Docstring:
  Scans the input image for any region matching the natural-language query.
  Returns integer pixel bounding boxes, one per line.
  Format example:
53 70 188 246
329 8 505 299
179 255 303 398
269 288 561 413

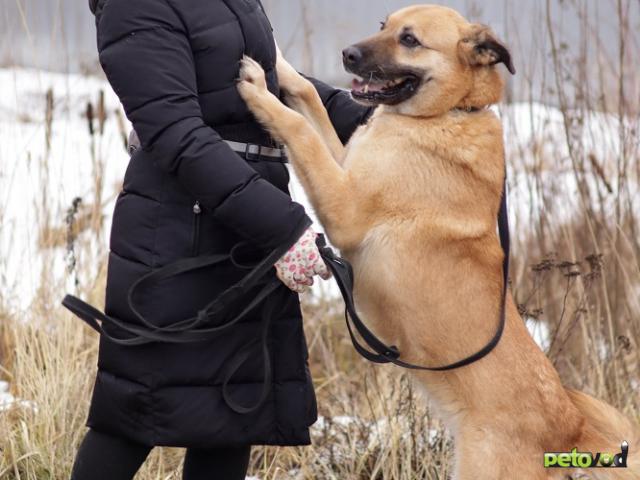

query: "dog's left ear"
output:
459 24 515 75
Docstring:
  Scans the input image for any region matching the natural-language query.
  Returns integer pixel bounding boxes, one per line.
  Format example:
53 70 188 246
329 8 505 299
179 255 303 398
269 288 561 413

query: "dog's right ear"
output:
459 24 515 75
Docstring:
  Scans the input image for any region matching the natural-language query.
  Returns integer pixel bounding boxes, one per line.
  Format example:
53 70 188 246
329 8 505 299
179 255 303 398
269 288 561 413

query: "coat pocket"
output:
191 201 202 256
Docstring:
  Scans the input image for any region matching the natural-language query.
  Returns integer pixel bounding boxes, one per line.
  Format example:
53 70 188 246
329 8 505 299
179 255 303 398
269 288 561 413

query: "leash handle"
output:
221 288 285 414
61 221 310 414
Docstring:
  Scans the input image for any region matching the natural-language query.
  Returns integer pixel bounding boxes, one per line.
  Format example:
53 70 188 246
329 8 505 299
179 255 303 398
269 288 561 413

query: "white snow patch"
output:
0 379 37 412
0 67 335 310
525 317 551 350
498 102 639 245
0 380 12 409
0 67 130 311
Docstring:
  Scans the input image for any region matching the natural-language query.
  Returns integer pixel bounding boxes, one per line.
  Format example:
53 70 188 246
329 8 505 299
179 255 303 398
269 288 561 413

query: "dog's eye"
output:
400 33 420 48
379 21 386 31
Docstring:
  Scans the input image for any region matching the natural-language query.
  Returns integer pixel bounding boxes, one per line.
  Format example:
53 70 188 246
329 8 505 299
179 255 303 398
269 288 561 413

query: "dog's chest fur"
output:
342 108 505 231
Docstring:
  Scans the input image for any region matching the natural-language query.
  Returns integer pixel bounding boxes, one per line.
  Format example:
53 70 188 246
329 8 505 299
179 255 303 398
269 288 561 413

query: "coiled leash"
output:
63 239 295 415
63 181 510 412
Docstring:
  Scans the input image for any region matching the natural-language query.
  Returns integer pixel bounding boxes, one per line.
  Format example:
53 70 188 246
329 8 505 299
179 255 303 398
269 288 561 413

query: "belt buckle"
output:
244 143 261 161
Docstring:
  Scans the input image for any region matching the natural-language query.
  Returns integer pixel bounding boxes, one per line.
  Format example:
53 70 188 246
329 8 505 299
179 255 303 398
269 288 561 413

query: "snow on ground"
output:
499 102 639 245
0 379 36 412
0 67 130 312
0 67 327 313
0 380 13 410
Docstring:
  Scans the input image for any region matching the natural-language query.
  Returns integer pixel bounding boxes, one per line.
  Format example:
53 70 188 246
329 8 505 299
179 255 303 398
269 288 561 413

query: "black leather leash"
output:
318 180 510 371
63 180 510 411
63 239 293 415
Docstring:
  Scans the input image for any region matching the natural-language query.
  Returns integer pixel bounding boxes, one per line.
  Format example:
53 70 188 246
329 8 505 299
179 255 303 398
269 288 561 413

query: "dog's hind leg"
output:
237 56 367 250
274 46 347 164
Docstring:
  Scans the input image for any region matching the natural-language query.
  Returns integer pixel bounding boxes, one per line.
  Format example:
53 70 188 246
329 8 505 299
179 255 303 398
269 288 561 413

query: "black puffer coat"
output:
88 0 370 448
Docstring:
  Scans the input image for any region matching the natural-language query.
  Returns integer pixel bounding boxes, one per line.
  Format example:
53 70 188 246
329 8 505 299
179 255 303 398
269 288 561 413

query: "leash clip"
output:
196 309 209 324
315 233 337 260
384 346 400 359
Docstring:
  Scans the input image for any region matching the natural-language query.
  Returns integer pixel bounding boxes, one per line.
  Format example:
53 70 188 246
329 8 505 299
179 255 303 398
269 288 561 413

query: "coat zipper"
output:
191 201 202 256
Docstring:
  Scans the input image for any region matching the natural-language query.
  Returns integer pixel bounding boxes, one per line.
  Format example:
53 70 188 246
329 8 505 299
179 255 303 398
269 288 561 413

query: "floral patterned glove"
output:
274 228 331 293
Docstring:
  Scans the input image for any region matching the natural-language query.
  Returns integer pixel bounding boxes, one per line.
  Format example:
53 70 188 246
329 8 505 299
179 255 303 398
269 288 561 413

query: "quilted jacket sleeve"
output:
96 0 311 250
304 76 374 145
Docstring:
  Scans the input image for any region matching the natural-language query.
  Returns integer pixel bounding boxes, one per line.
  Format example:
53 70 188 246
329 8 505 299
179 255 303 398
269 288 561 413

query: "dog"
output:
237 5 640 479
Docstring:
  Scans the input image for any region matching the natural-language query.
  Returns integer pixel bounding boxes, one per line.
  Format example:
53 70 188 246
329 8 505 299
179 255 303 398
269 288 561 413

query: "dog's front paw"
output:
237 56 270 109
238 55 268 91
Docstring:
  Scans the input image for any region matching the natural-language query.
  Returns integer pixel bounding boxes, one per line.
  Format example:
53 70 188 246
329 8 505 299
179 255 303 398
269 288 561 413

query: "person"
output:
70 0 371 479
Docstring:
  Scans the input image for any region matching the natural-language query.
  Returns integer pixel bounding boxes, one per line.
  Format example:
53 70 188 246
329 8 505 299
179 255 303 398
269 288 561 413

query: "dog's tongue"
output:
351 78 386 94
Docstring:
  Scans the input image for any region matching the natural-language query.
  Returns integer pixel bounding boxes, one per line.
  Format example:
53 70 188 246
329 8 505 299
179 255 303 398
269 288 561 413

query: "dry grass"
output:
1 0 639 479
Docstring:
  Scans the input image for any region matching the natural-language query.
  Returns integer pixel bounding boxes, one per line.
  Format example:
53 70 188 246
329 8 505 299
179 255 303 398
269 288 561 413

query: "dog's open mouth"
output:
350 72 422 105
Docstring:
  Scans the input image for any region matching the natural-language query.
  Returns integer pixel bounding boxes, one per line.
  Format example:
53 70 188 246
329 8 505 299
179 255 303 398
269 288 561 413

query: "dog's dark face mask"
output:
343 42 427 106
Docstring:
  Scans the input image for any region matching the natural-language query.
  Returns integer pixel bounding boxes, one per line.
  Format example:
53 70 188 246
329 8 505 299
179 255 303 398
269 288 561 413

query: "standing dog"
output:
237 5 639 479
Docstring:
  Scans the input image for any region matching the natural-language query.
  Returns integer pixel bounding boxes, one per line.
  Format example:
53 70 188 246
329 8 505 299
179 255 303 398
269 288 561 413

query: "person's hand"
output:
274 228 331 293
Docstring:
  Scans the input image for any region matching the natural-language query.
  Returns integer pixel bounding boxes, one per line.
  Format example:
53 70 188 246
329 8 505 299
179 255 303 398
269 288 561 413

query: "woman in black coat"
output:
70 0 370 479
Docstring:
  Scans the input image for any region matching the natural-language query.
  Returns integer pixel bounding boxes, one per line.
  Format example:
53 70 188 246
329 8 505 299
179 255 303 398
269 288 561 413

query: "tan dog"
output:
237 5 639 479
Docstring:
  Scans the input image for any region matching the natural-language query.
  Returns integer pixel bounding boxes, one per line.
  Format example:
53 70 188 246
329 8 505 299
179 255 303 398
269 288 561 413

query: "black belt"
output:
63 178 510 412
224 140 288 163
127 131 288 164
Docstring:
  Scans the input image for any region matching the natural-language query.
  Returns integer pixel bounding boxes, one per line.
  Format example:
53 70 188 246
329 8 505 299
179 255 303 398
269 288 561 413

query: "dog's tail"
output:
566 389 640 479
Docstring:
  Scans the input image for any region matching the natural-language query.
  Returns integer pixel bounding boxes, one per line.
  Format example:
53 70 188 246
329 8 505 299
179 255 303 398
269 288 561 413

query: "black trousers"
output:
71 429 251 480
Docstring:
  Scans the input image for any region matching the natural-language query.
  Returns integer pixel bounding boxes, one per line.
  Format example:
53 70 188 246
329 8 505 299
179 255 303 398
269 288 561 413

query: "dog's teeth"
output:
364 84 369 93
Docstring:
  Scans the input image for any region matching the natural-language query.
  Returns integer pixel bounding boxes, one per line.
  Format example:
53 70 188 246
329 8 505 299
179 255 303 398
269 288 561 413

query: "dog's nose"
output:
342 46 363 67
